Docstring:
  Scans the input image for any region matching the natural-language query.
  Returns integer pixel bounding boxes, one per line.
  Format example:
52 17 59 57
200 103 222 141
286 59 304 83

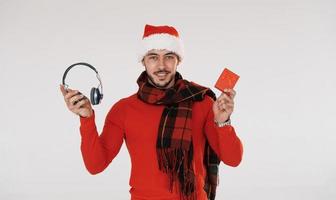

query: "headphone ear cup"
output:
90 87 100 105
90 87 102 105
96 88 101 104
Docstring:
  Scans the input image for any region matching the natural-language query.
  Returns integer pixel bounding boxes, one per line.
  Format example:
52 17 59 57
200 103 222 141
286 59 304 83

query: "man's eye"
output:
149 56 158 60
166 56 175 59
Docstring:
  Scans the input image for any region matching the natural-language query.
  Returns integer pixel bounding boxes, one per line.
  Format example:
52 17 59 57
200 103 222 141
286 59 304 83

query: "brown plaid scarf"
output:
136 71 220 200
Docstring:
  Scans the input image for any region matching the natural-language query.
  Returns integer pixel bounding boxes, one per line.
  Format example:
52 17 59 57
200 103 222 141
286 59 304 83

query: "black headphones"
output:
62 62 103 105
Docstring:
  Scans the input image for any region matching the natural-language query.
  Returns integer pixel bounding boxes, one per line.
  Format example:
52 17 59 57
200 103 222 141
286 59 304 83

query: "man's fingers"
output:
75 96 87 106
218 101 234 107
74 97 89 109
223 89 236 98
217 103 234 112
60 84 68 96
232 90 236 98
218 101 234 109
60 84 76 96
69 94 85 105
65 90 81 101
226 103 234 108
218 103 227 112
218 93 233 104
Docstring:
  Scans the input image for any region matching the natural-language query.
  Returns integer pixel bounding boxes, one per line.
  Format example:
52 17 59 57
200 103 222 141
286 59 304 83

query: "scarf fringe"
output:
204 173 220 200
157 148 197 200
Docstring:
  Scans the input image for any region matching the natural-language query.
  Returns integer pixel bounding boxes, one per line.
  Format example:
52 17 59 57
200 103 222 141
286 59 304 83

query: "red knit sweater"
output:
79 93 243 200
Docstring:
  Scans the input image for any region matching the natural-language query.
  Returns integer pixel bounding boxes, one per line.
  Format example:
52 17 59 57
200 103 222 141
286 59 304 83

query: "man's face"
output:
142 49 180 89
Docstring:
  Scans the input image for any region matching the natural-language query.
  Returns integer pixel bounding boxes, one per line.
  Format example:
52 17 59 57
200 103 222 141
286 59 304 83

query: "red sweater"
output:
79 93 243 200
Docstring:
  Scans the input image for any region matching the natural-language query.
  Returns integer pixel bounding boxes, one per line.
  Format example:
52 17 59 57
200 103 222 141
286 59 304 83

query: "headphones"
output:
62 62 103 105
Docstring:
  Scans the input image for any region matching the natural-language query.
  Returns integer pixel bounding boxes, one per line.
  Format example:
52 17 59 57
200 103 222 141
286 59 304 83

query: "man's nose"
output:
157 57 165 69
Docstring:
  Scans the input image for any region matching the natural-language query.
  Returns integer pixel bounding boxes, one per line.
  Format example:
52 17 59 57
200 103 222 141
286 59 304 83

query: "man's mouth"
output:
155 72 169 78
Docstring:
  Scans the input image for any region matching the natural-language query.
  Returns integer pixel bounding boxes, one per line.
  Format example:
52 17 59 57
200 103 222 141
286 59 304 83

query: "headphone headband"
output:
62 62 99 86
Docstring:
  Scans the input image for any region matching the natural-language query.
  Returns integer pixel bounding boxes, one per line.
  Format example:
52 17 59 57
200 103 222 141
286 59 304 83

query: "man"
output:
60 24 243 200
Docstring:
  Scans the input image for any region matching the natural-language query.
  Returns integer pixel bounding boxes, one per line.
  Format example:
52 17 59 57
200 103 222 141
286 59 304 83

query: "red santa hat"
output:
138 24 184 62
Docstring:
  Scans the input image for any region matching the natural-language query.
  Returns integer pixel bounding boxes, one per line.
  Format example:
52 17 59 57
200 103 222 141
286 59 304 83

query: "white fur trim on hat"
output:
137 33 184 62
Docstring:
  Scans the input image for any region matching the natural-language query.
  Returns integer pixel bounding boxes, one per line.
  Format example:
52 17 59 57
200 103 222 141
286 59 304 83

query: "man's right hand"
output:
59 84 93 118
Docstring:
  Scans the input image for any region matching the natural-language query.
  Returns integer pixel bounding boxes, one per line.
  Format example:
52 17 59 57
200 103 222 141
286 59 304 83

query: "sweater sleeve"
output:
79 99 126 174
203 96 243 167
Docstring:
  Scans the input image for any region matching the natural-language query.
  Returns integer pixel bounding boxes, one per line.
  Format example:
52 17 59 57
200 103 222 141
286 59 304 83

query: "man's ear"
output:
177 55 181 66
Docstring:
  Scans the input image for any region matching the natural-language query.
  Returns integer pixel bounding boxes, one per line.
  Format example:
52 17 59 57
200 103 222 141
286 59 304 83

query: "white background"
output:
1 0 335 199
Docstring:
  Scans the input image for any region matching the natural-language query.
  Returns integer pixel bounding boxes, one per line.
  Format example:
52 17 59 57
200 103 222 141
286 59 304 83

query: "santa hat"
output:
138 24 184 62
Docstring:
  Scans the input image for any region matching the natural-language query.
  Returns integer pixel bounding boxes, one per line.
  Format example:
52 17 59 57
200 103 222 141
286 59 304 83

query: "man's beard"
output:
146 70 175 89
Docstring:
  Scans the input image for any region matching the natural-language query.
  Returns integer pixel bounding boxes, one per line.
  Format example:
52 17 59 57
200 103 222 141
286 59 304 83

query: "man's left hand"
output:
213 89 236 123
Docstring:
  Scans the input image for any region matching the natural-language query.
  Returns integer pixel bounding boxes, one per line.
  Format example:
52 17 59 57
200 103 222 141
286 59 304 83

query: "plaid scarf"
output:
136 71 220 200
